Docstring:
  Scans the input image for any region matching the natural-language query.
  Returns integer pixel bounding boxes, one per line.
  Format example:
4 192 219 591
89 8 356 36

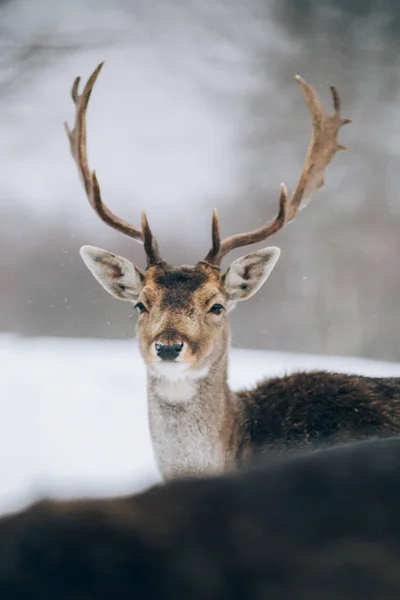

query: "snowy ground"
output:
1 334 400 516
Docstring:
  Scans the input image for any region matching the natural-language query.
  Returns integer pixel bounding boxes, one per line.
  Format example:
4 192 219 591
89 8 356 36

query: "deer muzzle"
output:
155 341 184 361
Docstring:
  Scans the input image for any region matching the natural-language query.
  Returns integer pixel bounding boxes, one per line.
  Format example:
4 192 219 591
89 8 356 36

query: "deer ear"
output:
80 245 144 302
223 247 281 309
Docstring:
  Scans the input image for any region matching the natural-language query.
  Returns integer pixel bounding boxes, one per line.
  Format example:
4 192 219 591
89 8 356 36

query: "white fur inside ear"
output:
224 246 281 306
80 245 144 301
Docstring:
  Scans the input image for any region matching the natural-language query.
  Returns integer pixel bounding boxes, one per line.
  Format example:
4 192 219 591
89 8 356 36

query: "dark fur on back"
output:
236 371 400 462
3 437 400 598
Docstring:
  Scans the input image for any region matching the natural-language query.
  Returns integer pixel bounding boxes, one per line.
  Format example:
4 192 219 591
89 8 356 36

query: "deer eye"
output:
135 302 148 314
209 303 224 315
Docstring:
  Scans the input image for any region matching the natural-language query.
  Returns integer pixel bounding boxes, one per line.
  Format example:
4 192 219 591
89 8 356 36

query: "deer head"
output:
65 63 350 382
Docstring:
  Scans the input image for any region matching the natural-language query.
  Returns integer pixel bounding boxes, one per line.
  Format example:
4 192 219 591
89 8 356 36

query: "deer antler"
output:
203 75 351 266
64 62 161 266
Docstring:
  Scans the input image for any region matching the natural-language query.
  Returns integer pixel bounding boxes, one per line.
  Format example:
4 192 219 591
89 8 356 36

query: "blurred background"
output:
2 0 400 515
1 0 400 362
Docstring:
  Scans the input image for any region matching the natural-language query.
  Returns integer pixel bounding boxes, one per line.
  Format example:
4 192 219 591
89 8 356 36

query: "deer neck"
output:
147 353 238 481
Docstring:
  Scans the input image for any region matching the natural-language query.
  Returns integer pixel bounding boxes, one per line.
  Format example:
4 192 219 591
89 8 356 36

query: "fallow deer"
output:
65 63 400 481
3 437 400 599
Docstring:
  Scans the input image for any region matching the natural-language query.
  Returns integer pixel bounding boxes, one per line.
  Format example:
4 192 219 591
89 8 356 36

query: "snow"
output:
1 333 400 516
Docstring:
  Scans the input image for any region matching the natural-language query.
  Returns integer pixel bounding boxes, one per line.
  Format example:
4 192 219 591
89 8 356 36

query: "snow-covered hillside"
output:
1 334 400 516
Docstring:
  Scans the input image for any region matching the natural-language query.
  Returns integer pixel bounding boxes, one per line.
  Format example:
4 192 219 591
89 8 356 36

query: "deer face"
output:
80 246 280 379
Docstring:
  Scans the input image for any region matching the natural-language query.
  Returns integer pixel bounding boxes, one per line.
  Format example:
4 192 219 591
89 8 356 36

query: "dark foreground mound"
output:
2 437 400 599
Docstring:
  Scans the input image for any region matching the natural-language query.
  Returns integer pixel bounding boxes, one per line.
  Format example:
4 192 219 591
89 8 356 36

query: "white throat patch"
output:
149 362 190 381
149 363 210 404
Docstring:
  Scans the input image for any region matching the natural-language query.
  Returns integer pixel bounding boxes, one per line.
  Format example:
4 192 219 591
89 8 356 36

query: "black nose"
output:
155 342 184 361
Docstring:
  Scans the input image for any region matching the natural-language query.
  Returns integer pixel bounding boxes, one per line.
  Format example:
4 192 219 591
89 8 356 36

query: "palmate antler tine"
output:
285 75 351 222
64 62 162 265
204 75 351 266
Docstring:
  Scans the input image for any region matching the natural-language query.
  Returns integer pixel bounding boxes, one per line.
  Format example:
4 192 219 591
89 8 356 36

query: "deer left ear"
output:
223 247 281 309
80 245 145 302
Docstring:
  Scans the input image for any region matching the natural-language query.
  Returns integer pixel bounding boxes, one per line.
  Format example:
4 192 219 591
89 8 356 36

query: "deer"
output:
64 63 400 481
3 437 400 599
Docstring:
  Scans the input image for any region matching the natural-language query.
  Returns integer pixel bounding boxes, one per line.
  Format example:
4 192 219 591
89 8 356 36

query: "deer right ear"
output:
80 245 144 302
223 246 281 310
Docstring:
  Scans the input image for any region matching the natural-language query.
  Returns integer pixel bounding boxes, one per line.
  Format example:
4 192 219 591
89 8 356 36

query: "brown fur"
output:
136 263 400 475
78 241 400 479
236 371 400 465
82 254 400 480
3 437 400 598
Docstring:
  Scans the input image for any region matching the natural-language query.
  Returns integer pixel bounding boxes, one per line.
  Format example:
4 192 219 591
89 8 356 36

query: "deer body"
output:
4 437 400 599
65 63 400 481
147 343 400 479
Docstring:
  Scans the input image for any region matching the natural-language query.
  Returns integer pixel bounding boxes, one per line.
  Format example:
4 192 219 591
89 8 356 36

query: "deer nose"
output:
155 341 184 361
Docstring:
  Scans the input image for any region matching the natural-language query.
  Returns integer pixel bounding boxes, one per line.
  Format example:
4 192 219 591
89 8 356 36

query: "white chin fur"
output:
149 362 209 382
150 362 190 381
